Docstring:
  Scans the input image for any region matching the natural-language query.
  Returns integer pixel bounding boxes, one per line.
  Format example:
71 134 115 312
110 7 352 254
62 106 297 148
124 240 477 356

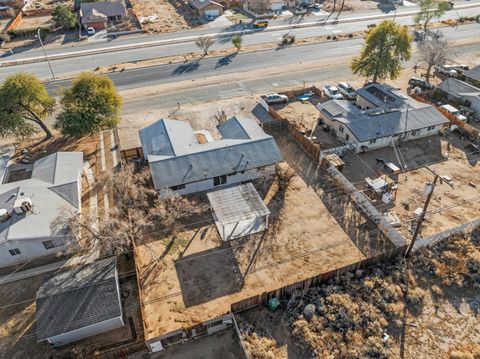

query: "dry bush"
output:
275 165 297 192
214 110 227 124
243 333 282 359
450 352 475 359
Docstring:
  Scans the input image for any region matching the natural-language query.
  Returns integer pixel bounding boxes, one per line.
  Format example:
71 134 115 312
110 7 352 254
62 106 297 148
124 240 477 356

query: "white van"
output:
440 104 467 122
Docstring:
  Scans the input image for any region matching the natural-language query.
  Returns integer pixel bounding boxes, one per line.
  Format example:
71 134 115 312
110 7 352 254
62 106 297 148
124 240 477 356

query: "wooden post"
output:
405 175 439 257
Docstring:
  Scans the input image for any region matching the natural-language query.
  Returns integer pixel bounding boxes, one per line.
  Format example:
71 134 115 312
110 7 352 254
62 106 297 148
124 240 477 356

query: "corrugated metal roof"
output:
437 78 480 97
140 118 283 190
465 65 480 81
317 99 450 142
36 258 122 341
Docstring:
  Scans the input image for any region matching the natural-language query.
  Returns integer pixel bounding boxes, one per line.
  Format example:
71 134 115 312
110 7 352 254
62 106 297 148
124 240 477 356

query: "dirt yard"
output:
135 133 365 340
341 134 480 239
16 16 53 30
236 229 480 359
132 0 198 33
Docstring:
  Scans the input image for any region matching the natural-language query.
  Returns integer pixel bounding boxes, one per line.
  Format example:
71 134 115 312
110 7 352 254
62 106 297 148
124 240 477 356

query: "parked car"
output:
450 64 469 74
440 104 467 122
265 93 288 104
205 14 216 21
408 77 434 90
435 64 458 77
87 27 96 36
337 82 357 100
322 85 344 100
253 20 268 29
313 3 322 10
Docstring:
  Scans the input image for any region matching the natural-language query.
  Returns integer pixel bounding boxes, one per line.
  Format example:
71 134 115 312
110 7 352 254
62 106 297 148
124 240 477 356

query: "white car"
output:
440 104 467 122
265 93 288 104
323 85 344 100
87 27 96 36
435 65 458 77
337 82 357 100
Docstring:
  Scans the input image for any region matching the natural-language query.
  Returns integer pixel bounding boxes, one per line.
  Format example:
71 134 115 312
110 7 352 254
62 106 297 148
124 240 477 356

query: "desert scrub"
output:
243 333 283 359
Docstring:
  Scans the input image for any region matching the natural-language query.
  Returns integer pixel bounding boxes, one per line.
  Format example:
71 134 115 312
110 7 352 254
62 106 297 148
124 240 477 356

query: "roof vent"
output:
0 208 10 223
13 198 33 215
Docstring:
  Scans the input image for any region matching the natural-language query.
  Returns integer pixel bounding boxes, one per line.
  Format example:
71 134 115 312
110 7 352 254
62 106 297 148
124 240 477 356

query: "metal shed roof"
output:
36 258 122 341
207 183 270 225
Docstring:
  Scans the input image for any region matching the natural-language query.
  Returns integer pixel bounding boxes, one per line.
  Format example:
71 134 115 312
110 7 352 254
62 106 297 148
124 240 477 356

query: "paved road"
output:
1 4 479 81
43 23 480 97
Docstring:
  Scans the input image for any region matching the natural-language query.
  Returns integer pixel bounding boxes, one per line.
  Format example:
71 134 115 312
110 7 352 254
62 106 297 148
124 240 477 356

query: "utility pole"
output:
37 28 55 80
405 174 439 257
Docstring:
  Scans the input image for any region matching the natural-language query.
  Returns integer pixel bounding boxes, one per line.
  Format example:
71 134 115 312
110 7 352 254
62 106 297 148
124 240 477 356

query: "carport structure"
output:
207 183 270 241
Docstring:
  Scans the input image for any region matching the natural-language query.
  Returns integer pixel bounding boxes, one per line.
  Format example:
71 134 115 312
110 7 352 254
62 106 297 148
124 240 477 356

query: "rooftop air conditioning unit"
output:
13 198 33 215
0 208 10 223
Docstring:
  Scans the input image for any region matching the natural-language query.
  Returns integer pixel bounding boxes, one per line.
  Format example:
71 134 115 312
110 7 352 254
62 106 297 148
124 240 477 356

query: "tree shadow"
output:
174 242 244 307
214 52 237 68
172 60 200 75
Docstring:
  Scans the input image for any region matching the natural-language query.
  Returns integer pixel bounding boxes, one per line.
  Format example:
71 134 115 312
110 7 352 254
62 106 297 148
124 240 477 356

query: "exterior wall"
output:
0 235 75 268
198 3 224 16
46 316 124 346
318 111 359 147
85 21 106 30
160 166 275 197
464 96 480 119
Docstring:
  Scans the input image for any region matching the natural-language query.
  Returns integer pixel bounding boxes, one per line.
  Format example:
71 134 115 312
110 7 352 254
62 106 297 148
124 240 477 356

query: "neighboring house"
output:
189 0 224 17
36 257 124 347
245 0 286 13
436 78 480 120
0 152 84 268
139 117 283 196
317 83 450 152
80 1 126 30
464 65 480 88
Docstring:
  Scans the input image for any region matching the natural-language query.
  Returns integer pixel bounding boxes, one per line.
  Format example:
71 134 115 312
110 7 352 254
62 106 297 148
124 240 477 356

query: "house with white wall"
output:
436 78 480 120
139 117 283 196
0 152 84 268
36 257 124 346
316 83 450 152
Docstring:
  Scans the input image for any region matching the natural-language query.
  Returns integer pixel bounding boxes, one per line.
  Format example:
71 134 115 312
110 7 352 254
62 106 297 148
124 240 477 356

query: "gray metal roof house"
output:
139 117 283 195
317 83 450 152
437 78 480 119
36 257 124 346
464 65 480 86
0 152 84 268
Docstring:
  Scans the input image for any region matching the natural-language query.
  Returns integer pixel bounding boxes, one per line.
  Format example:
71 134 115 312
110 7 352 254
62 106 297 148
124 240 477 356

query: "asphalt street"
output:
43 23 480 97
0 4 479 81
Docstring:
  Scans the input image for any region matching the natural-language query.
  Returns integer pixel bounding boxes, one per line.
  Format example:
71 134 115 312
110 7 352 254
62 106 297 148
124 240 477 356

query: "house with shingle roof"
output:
0 152 84 268
36 257 124 346
464 64 480 88
80 1 126 30
139 117 283 195
189 0 224 17
316 83 450 152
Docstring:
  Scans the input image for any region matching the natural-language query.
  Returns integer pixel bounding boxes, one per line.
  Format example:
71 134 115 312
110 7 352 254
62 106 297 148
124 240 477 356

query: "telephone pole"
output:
405 174 439 257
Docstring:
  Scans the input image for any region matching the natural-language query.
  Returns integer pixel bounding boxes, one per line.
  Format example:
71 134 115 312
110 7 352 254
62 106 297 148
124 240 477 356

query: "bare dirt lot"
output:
16 15 53 30
132 0 198 33
135 132 365 339
341 134 480 239
236 229 480 359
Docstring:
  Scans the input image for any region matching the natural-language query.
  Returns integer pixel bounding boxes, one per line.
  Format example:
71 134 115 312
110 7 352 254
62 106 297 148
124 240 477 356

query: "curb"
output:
1 3 479 67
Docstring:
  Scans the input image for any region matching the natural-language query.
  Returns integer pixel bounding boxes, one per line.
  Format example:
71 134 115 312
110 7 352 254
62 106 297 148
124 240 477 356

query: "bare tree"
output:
59 164 206 258
195 36 215 56
417 34 449 82
214 110 227 124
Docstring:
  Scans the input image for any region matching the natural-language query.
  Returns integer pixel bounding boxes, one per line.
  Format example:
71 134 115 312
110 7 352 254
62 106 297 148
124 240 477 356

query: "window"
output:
170 184 186 191
339 125 344 133
213 175 227 186
345 134 350 141
42 239 64 250
369 139 377 144
427 125 435 131
9 248 21 256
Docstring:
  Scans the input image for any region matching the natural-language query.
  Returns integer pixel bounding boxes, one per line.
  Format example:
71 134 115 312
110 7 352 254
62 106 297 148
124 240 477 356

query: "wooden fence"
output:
231 244 407 313
6 10 22 31
121 146 144 160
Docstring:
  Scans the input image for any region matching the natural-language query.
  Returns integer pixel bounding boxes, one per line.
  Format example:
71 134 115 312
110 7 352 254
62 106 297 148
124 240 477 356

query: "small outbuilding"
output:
36 258 124 347
189 0 224 17
207 183 270 241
